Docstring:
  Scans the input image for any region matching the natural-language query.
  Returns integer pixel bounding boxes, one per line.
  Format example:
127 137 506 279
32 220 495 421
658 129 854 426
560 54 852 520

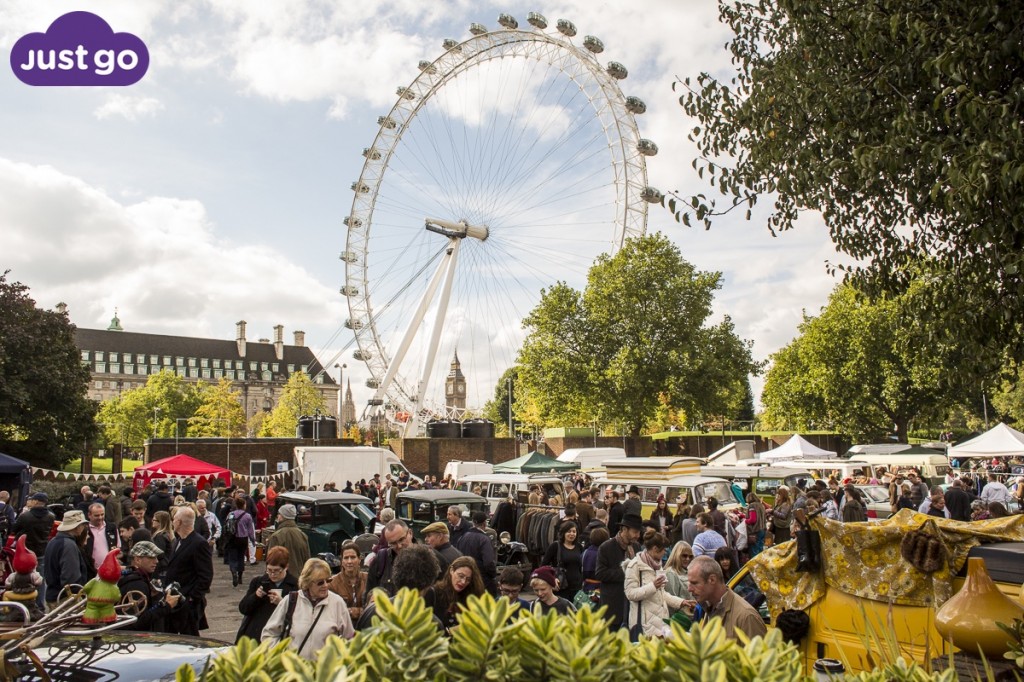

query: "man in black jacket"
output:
146 481 174 523
14 492 55 609
118 541 180 632
42 510 90 608
84 502 121 578
163 507 213 635
944 479 973 522
594 512 642 631
446 505 472 547
365 519 412 598
606 491 624 536
456 511 497 594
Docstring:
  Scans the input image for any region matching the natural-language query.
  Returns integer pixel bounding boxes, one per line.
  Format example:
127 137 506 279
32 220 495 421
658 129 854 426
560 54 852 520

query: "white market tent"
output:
949 422 1024 459
759 434 838 460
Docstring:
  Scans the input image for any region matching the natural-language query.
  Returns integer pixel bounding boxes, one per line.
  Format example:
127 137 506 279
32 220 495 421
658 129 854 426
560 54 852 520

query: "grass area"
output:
63 457 144 474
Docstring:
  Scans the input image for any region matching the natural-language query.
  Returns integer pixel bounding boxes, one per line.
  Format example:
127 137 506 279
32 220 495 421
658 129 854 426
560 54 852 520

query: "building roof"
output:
74 327 335 384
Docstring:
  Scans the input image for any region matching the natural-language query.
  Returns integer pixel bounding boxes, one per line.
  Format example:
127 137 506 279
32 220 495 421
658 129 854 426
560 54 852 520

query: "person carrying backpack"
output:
223 497 255 587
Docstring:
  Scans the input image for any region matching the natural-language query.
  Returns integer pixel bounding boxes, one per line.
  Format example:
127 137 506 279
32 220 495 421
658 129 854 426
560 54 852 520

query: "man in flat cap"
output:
14 492 54 609
422 521 461 577
118 541 181 632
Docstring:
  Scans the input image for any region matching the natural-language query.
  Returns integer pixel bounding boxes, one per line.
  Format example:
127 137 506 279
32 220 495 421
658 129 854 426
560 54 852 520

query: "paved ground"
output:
203 552 257 643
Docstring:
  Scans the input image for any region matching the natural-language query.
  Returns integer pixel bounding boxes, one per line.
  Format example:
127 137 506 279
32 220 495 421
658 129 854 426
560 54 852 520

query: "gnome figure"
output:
81 548 122 624
2 536 44 621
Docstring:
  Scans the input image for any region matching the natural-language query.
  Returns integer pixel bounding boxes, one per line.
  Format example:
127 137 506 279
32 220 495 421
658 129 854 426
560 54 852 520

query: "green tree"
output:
0 273 96 466
517 234 758 437
190 378 246 437
96 369 201 449
260 372 327 437
672 0 1024 370
482 366 520 436
761 282 969 442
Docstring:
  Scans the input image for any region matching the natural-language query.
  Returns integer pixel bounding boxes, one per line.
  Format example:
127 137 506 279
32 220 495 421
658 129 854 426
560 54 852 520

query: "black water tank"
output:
462 419 495 438
296 415 338 439
427 419 462 438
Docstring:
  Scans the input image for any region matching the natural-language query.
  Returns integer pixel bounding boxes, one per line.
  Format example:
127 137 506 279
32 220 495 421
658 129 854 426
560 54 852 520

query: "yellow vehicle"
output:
730 511 1024 674
597 457 738 517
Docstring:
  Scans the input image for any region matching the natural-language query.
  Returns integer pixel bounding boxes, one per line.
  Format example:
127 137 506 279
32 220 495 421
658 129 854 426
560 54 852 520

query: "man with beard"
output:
594 512 642 631
43 510 90 610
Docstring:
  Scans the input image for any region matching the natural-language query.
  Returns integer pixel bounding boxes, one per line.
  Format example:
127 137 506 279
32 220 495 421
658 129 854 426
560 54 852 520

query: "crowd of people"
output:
3 456 1021 659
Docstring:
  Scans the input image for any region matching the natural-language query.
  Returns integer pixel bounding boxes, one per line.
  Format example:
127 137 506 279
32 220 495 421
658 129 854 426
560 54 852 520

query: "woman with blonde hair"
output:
262 558 354 658
664 541 694 602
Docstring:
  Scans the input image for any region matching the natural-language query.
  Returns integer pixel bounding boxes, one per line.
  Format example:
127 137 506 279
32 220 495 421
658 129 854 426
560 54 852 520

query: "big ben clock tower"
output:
445 351 466 411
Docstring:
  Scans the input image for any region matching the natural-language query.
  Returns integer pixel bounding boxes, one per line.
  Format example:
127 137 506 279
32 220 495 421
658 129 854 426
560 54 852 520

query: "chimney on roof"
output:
236 320 247 358
274 324 285 360
55 302 68 315
293 330 305 347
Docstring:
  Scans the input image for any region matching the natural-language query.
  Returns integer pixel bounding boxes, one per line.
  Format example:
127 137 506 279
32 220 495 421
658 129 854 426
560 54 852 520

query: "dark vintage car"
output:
395 489 488 540
276 491 376 555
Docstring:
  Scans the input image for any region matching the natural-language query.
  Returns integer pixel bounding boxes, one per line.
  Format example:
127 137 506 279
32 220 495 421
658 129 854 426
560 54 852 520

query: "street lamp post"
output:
175 418 188 454
334 362 347 427
153 407 161 439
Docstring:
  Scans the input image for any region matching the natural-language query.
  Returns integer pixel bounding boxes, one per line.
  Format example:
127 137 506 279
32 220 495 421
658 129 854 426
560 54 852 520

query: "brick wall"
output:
391 438 521 477
145 437 355 477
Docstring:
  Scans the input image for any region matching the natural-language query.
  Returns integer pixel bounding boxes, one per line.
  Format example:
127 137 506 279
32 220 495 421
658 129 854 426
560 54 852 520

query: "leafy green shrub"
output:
178 589 964 682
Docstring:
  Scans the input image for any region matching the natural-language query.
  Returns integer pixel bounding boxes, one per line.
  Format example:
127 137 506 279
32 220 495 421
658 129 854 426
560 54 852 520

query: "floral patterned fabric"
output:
746 509 1024 617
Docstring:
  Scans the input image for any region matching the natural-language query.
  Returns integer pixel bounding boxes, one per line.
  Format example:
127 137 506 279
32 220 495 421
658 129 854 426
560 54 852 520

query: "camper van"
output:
597 457 738 515
770 459 868 484
457 473 565 512
700 463 812 505
555 447 626 472
294 446 416 490
846 452 951 487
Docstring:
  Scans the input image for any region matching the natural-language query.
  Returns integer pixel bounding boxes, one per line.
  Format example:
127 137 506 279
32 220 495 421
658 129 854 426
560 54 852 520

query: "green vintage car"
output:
278 491 377 555
396 489 488 540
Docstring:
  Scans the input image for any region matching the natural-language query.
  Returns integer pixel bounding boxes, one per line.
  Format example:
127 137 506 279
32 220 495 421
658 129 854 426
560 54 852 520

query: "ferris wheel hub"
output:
424 217 489 242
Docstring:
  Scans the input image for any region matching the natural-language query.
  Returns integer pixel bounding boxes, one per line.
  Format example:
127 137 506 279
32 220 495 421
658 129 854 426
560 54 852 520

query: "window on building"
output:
202 369 211 378
201 358 209 368
151 365 160 374
150 355 158 364
110 363 120 374
260 362 268 372
262 370 272 381
212 359 221 368
214 369 223 379
163 356 171 365
124 364 133 374
81 351 90 361
287 364 295 374
177 367 186 377
249 362 257 371
94 381 103 389
301 365 309 374
188 358 197 367
271 363 279 372
110 352 119 363
250 460 268 478
236 360 244 369
138 366 148 375
225 370 234 380
96 351 105 362
136 354 145 364
96 362 106 373
176 357 184 366
315 373 324 384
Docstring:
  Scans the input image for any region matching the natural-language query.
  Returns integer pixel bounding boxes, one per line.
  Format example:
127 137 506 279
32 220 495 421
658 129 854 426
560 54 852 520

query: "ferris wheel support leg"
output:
370 238 457 409
406 239 462 437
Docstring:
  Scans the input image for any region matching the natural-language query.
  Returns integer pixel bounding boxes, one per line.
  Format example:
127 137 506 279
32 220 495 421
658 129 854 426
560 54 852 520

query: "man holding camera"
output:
117 541 181 632
163 507 212 635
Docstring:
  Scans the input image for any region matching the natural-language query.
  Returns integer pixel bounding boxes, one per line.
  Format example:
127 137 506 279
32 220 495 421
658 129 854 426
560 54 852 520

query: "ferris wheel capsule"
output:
396 86 416 101
362 147 381 160
345 318 364 330
469 22 487 35
583 36 604 53
352 349 373 361
625 96 647 114
339 250 359 263
606 61 628 79
418 60 437 75
637 139 659 156
340 286 360 296
343 215 363 228
498 14 518 29
351 181 370 193
556 19 576 37
641 186 664 203
442 38 460 51
527 12 548 29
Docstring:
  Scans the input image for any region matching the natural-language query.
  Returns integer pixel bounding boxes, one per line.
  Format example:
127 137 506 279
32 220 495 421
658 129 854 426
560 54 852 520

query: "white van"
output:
294 446 416 489
457 473 565 512
442 460 494 484
556 447 626 472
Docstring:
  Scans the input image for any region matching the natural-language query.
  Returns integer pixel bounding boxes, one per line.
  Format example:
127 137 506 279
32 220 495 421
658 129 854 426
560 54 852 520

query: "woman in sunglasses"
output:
262 558 354 659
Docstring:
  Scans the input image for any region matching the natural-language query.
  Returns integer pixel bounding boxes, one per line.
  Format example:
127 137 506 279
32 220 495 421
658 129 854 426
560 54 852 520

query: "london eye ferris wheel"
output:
340 12 662 433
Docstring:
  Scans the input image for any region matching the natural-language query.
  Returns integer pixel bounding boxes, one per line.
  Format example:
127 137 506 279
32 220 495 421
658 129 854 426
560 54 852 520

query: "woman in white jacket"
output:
262 558 354 659
624 529 684 638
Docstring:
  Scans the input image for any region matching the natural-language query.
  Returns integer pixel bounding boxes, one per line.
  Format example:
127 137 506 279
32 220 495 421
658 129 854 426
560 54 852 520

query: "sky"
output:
0 0 844 420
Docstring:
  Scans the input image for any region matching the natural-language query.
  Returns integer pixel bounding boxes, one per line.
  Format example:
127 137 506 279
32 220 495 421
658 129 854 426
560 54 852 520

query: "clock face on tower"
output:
457 385 464 395
446 383 453 395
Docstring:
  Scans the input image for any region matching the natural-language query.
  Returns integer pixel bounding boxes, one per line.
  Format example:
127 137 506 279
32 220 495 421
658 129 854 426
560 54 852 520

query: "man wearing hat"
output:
13 492 54 610
422 521 461 577
594 511 642 632
265 504 310 580
622 486 643 519
117 541 181 632
42 510 91 609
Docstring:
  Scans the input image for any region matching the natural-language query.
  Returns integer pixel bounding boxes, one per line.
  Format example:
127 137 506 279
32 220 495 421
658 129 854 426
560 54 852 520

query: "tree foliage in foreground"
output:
0 272 95 466
672 0 1024 371
516 234 758 437
760 281 980 442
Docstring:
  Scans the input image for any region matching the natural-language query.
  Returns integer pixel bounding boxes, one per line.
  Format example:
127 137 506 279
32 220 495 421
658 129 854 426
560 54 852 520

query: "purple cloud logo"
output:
10 11 149 86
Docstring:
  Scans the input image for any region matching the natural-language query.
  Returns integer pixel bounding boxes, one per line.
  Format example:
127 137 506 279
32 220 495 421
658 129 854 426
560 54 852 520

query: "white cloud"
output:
94 94 164 120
